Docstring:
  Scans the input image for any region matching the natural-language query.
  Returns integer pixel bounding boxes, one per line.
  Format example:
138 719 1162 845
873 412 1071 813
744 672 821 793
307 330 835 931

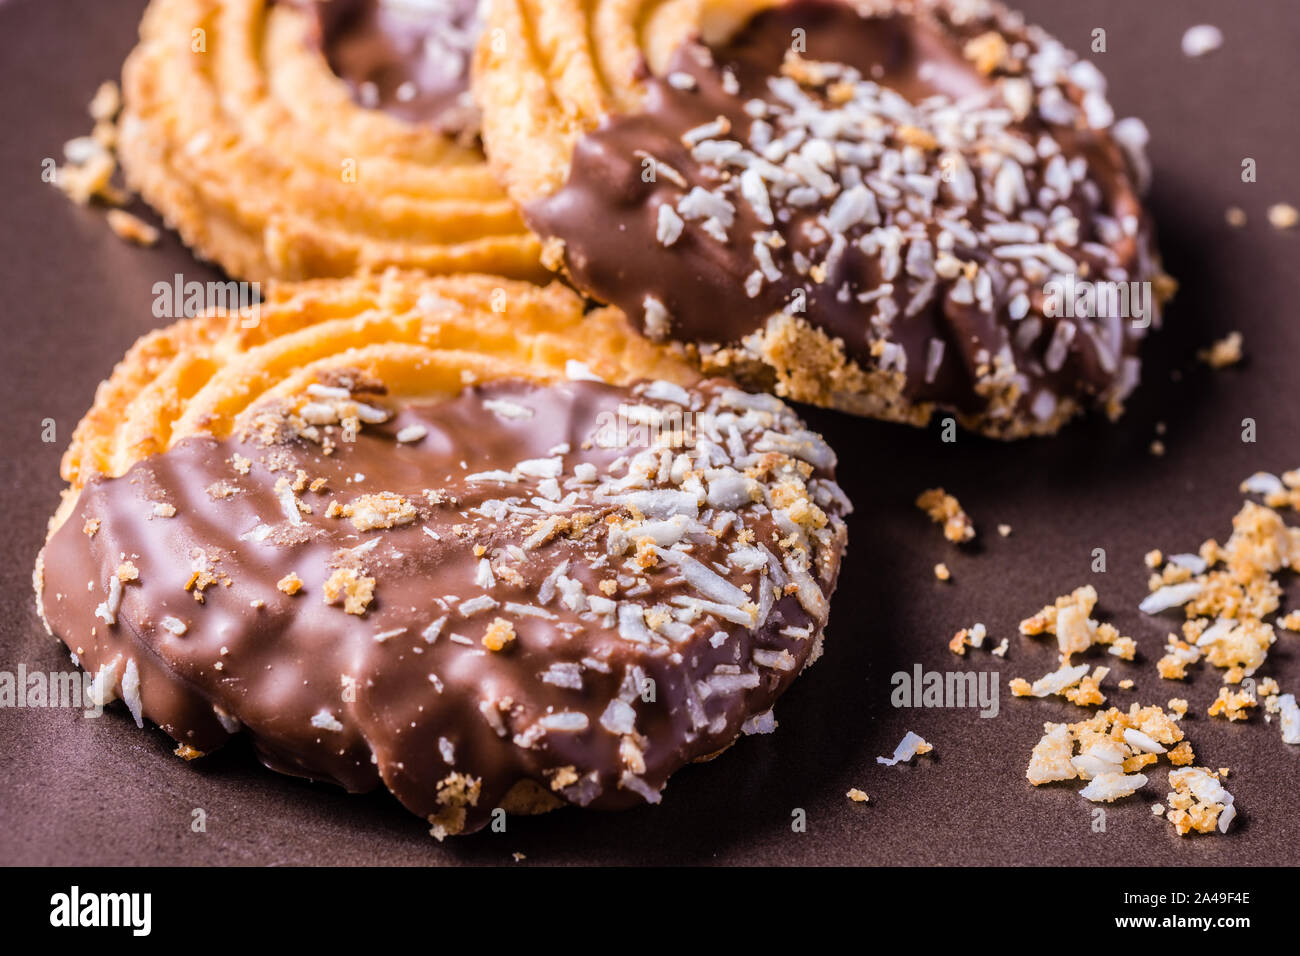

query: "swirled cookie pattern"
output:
476 0 1169 437
117 0 544 281
36 272 850 836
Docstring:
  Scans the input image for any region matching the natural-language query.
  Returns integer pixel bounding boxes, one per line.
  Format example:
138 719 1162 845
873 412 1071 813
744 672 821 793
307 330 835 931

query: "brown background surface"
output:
1 0 1297 866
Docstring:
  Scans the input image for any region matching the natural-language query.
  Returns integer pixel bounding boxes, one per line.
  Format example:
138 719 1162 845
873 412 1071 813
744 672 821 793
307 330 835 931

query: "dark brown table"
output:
2 0 1296 865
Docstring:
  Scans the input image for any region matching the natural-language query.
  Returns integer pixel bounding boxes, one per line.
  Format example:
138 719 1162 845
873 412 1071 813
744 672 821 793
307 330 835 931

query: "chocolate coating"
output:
527 0 1162 423
38 377 848 834
307 0 481 132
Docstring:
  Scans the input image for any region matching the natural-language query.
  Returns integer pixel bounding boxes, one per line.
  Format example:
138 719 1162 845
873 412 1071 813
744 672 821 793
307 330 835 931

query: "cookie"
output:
115 0 545 282
35 271 851 837
475 0 1172 437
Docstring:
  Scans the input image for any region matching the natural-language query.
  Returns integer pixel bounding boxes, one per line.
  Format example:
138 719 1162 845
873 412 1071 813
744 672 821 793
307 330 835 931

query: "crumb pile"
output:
916 487 975 544
1011 468 1300 837
51 81 159 246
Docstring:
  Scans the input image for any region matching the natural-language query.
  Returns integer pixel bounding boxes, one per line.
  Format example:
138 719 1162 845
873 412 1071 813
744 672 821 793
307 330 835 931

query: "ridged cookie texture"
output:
475 0 1170 438
117 0 545 282
36 271 851 836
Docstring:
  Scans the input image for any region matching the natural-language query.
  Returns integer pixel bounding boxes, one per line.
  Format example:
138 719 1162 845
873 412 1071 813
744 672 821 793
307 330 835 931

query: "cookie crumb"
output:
916 487 975 543
1207 685 1257 722
277 572 304 596
1267 202 1298 230
322 567 375 615
105 209 160 247
963 30 1010 74
1165 767 1236 835
1018 584 1133 665
1198 331 1243 368
482 617 517 652
55 144 120 206
342 492 416 531
949 623 987 656
88 80 121 122
1026 703 1185 801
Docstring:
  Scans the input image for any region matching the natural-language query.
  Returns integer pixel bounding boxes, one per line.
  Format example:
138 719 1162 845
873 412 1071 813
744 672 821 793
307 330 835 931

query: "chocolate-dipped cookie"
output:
115 0 544 281
475 0 1173 437
35 272 850 837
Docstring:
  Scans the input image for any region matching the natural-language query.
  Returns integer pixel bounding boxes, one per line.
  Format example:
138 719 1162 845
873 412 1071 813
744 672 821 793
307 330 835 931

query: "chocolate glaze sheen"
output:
527 1 1154 414
39 379 844 833
307 0 481 131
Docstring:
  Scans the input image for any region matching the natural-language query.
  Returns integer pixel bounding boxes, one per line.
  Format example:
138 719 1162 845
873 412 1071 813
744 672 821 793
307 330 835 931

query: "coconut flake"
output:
656 203 685 245
599 699 637 735
426 616 452 647
564 360 605 383
656 547 749 607
213 705 241 734
617 603 653 644
277 482 303 526
239 522 274 542
1278 693 1300 745
483 398 534 421
310 709 344 732
94 575 123 627
1181 24 1223 58
542 662 584 690
538 711 589 732
458 595 498 617
121 658 143 728
741 710 777 735
1080 771 1148 802
1029 662 1091 697
877 730 931 766
1167 553 1208 574
87 656 122 707
395 424 428 443
1122 728 1166 755
159 616 188 636
1240 471 1284 497
619 771 663 804
1139 582 1204 614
